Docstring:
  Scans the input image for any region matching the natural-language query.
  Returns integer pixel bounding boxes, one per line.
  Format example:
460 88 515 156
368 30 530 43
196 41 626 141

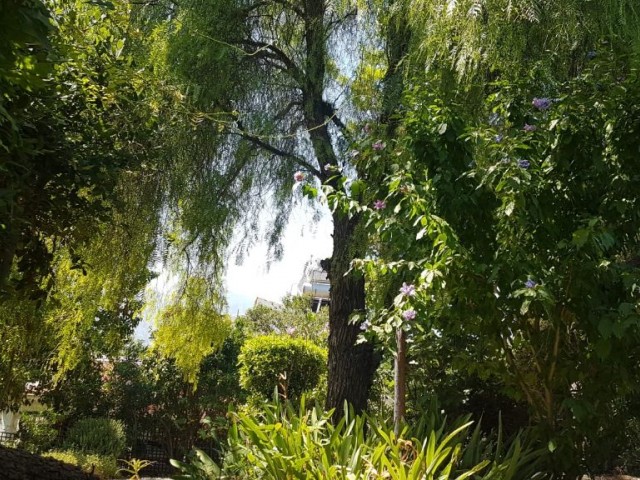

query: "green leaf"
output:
572 228 589 248
597 318 612 339
302 184 318 199
504 201 515 217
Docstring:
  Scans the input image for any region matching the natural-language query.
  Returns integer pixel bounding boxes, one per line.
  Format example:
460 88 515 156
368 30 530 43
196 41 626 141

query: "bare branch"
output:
232 122 322 178
274 100 301 122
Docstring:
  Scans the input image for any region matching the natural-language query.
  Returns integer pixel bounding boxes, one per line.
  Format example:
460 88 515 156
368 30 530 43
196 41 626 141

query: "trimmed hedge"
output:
62 418 126 457
239 335 326 400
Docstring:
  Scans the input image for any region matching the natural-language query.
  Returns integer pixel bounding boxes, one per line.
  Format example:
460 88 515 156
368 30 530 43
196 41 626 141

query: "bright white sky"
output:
226 204 333 315
135 203 333 342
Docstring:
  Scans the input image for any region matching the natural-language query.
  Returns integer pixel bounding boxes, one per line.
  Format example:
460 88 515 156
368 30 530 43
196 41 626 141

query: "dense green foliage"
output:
336 0 640 475
3 0 640 476
42 450 119 479
152 276 232 383
62 418 126 457
18 412 61 454
239 295 329 343
239 335 327 401
0 0 174 406
173 397 546 480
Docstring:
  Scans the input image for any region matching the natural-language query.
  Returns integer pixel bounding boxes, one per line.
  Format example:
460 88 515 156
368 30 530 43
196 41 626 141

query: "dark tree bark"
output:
299 0 379 416
326 212 378 417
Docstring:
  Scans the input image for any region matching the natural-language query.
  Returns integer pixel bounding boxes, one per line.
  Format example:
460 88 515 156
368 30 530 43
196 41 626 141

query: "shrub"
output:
43 450 119 479
19 411 61 453
172 397 548 480
239 335 326 400
62 417 126 457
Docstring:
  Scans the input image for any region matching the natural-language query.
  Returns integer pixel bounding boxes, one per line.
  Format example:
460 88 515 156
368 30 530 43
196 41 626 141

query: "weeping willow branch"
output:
231 122 322 177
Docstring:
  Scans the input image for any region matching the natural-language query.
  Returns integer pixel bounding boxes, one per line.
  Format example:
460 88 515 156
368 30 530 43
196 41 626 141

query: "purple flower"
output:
586 51 597 60
286 326 296 335
402 309 417 321
373 199 386 210
517 159 531 169
399 282 416 297
372 140 386 151
532 97 552 111
294 171 305 182
525 279 537 289
359 320 370 331
523 124 537 132
494 134 504 143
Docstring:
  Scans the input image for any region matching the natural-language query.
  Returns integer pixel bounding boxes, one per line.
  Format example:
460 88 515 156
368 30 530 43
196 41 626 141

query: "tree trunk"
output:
394 328 407 434
325 212 378 417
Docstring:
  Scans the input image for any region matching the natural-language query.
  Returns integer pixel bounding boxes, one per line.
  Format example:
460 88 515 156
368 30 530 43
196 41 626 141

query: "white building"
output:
296 257 330 311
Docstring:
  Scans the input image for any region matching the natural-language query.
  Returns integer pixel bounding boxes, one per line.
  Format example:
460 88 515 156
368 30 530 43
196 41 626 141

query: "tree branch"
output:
232 122 322 178
326 8 357 32
274 100 301 122
322 100 346 132
240 39 304 85
271 0 305 18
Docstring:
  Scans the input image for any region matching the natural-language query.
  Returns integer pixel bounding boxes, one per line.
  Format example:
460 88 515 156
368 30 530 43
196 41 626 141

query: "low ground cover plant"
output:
43 450 119 479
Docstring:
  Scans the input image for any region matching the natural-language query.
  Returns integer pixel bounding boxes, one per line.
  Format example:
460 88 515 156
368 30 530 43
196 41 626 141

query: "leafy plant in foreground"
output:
172 397 547 479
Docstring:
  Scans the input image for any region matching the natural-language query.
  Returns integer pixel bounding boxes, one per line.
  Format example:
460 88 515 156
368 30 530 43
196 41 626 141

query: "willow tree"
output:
0 0 179 406
145 0 381 413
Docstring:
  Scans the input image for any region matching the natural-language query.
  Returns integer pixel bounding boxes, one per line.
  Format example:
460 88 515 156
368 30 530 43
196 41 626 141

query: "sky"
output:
134 203 333 342
225 204 333 315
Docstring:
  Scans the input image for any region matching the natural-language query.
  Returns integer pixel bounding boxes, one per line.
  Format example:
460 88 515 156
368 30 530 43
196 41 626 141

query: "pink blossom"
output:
373 199 386 210
372 140 386 151
294 171 305 182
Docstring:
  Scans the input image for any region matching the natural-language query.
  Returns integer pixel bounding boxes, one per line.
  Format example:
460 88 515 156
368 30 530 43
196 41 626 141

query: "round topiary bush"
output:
239 335 327 400
62 418 125 457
